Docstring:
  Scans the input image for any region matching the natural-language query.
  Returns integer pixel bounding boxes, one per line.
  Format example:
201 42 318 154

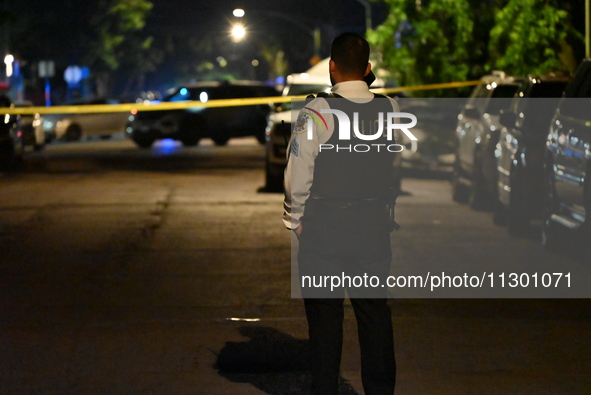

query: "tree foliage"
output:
370 0 582 90
85 0 154 96
8 0 155 97
368 0 474 88
88 0 153 71
488 0 581 75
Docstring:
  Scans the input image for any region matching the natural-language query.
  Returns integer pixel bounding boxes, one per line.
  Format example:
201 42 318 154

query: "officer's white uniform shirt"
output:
282 80 399 230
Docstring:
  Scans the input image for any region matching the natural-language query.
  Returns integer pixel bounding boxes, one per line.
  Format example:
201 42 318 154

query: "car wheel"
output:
178 117 203 147
132 130 156 149
65 125 82 142
507 163 529 235
21 126 35 146
180 135 200 147
0 137 22 171
265 160 285 192
0 139 15 170
255 131 267 145
541 160 563 250
451 154 469 203
99 135 111 140
469 150 490 210
212 133 230 146
253 116 268 145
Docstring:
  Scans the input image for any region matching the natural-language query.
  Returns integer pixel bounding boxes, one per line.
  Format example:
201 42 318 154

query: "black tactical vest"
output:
309 95 397 200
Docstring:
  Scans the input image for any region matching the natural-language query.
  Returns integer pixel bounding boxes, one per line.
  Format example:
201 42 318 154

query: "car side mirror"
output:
499 110 517 128
464 107 480 120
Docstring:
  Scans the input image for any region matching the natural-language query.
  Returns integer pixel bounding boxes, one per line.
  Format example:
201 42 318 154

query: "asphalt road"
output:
1 135 590 394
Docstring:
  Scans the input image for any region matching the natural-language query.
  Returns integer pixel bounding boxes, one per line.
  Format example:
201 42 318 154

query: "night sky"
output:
4 0 588 101
143 0 386 78
5 0 382 98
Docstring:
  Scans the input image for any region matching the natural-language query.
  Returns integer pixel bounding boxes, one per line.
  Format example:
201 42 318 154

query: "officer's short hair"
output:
330 32 370 77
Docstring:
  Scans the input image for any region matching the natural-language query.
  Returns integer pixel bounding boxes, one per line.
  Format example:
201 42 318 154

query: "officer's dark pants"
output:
298 200 396 395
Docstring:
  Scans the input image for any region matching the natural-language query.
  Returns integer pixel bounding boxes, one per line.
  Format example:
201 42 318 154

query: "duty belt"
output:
309 194 401 231
310 195 385 209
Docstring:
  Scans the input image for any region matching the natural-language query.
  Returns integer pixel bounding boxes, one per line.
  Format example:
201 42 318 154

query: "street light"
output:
231 23 246 42
231 9 320 56
4 54 14 78
586 0 590 58
231 9 246 42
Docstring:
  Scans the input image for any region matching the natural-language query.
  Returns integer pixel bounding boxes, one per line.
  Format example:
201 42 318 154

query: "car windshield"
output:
484 84 519 114
285 84 331 96
165 85 273 103
530 81 568 98
491 84 519 98
166 88 199 102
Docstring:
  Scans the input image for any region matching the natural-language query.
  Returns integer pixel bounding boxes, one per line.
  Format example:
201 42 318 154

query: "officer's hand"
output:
295 224 303 237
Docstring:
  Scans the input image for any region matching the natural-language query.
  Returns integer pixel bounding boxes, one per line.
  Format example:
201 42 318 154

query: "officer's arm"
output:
282 108 321 230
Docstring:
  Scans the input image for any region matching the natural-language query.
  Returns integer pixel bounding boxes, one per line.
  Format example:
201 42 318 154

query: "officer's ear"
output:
329 59 336 75
364 62 372 77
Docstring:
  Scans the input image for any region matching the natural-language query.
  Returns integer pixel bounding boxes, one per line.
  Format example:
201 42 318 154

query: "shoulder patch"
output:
290 138 299 157
293 111 310 134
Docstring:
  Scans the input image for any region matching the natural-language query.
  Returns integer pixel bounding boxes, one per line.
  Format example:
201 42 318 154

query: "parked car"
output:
396 98 459 174
14 101 45 151
0 96 24 170
542 59 591 250
54 97 130 141
42 113 68 142
126 81 279 148
495 76 568 234
452 71 521 209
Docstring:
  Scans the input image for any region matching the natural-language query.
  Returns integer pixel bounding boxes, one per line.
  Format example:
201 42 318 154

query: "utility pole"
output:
1 0 10 83
586 0 590 58
355 0 372 35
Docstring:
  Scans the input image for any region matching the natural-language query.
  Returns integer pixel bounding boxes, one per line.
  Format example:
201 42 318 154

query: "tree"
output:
488 0 582 76
118 35 165 97
369 0 582 94
7 0 155 100
466 0 508 78
368 0 474 90
86 0 154 96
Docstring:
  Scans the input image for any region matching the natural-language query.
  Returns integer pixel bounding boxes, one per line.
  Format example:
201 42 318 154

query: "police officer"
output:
283 33 399 395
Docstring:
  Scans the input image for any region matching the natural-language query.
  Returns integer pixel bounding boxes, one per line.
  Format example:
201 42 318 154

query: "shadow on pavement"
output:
21 152 265 174
215 326 359 395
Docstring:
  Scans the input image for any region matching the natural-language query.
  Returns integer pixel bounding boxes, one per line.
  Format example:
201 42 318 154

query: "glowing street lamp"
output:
231 23 246 42
4 54 14 78
233 8 245 18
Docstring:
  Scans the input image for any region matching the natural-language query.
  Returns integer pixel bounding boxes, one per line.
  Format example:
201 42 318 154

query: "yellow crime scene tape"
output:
374 80 482 95
4 80 482 116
